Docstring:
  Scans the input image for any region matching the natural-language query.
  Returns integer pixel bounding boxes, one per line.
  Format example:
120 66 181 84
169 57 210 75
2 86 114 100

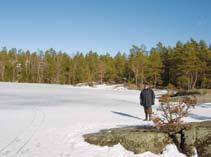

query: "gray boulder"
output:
83 121 211 157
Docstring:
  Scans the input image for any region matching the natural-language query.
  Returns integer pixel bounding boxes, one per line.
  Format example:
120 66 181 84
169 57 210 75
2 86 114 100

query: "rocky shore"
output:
84 121 211 157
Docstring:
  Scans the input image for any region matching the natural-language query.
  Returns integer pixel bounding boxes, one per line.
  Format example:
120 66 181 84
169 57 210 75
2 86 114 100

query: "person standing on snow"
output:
140 83 155 121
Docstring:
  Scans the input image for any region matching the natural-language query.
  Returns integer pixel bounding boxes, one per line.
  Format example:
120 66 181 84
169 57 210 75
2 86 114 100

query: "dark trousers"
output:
143 106 152 121
144 106 152 114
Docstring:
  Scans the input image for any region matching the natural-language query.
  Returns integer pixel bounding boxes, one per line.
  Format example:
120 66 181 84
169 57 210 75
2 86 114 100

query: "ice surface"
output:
0 82 209 157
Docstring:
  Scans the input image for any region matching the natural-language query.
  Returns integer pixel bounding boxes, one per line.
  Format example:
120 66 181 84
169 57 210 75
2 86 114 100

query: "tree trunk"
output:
192 71 198 89
154 74 157 88
0 62 5 81
135 69 138 88
141 68 144 89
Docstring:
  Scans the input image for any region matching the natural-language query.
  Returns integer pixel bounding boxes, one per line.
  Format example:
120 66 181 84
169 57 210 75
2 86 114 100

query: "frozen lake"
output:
0 82 210 157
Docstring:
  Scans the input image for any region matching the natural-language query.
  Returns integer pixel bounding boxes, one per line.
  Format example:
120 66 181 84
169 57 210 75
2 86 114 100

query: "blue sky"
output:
0 0 210 54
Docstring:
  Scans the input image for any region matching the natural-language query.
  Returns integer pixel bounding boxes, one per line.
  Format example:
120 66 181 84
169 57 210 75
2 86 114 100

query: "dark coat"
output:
140 88 155 107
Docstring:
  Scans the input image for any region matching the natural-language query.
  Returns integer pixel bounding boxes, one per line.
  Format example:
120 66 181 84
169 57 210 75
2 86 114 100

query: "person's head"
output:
144 83 149 89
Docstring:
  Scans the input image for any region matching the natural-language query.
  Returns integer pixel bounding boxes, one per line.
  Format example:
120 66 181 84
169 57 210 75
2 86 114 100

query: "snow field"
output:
0 82 210 157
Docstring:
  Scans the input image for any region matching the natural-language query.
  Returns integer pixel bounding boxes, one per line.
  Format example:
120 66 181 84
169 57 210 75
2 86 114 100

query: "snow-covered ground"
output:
0 82 210 157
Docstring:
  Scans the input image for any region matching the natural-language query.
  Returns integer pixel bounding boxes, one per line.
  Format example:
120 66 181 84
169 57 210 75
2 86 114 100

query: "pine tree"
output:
114 52 127 83
148 48 163 87
85 51 99 84
129 45 148 88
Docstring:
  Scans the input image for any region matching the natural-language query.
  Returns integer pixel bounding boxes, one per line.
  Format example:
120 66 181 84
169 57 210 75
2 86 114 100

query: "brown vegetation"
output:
153 96 197 133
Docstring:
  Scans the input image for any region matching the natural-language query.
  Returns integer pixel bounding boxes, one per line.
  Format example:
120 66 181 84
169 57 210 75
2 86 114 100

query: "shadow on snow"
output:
111 110 142 120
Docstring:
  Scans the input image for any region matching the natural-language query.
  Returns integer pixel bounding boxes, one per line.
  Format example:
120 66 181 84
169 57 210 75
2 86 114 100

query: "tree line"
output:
0 39 210 89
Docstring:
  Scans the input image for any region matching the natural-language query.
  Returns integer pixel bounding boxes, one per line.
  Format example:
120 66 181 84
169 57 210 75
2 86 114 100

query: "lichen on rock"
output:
83 121 211 157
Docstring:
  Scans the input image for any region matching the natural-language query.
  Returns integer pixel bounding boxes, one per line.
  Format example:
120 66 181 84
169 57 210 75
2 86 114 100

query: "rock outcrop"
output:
182 121 211 157
83 121 211 157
